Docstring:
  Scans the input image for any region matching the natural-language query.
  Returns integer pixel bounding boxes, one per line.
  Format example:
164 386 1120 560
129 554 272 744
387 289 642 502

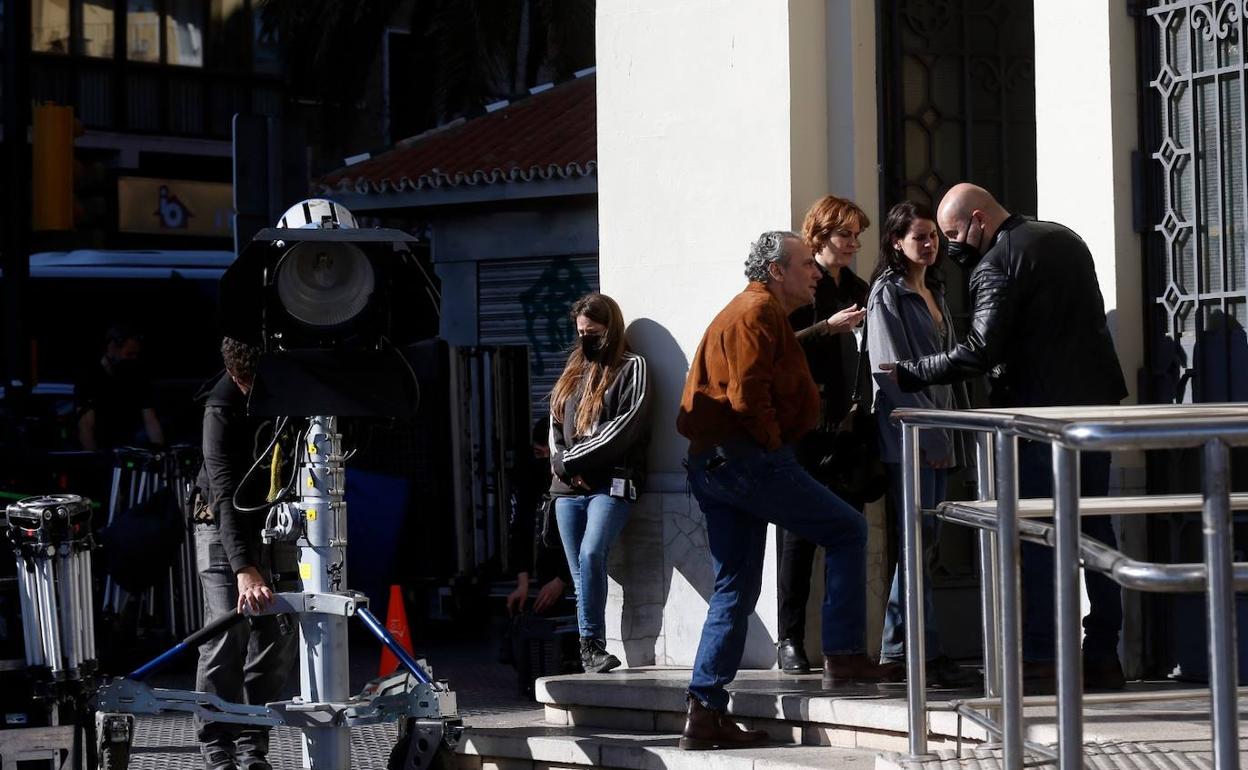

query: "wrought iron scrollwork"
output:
1145 0 1248 402
901 0 954 40
1190 0 1242 41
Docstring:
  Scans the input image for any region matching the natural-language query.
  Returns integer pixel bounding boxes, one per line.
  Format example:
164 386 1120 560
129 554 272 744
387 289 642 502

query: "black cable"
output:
231 415 290 513
384 336 422 415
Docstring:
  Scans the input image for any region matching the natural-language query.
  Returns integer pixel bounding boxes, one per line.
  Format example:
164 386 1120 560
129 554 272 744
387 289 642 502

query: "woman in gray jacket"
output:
866 200 975 689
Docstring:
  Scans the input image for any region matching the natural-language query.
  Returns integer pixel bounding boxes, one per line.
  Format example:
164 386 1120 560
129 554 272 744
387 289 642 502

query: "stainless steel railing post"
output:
975 432 1000 716
1052 444 1083 770
995 430 1024 770
1202 438 1239 770
902 421 928 757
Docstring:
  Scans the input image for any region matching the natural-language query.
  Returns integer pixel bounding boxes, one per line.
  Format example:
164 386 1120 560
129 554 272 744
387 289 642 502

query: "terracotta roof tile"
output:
317 73 596 195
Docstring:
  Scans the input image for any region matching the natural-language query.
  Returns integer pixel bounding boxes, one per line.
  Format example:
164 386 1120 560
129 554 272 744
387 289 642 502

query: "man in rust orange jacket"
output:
675 231 897 751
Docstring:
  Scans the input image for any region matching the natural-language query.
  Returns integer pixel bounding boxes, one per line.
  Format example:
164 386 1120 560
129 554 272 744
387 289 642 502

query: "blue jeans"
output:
880 463 945 662
554 491 632 639
686 442 868 711
1018 442 1122 662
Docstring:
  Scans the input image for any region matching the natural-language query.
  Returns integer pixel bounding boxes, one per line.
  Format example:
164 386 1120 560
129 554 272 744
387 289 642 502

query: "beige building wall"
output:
1034 0 1143 410
595 0 883 668
1034 0 1146 675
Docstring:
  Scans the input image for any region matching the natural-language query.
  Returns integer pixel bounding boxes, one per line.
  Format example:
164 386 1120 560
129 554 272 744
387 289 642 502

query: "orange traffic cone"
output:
378 584 414 676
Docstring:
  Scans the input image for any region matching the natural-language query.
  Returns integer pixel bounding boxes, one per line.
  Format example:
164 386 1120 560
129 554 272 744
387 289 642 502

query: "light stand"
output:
85 208 452 769
293 415 351 768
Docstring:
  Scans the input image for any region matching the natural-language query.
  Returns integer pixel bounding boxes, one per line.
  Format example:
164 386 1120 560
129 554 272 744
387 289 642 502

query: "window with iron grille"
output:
1146 0 1248 404
878 0 1038 332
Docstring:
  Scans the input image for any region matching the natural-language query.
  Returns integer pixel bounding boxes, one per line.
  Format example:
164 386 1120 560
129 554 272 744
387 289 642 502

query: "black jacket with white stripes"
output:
548 351 651 498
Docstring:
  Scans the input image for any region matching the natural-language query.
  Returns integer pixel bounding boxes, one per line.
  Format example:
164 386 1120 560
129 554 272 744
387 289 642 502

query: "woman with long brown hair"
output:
866 200 975 688
549 292 651 673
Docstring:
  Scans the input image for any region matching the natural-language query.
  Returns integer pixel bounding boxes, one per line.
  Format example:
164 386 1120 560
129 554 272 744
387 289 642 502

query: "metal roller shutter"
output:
477 254 600 420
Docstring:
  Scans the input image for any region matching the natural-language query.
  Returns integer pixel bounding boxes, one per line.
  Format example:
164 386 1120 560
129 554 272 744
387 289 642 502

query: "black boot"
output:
776 638 810 674
579 637 621 674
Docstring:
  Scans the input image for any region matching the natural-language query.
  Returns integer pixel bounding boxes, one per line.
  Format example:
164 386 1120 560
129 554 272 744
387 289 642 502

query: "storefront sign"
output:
117 176 233 237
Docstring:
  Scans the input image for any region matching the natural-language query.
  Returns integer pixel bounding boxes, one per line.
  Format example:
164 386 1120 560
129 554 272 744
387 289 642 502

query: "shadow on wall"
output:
601 316 773 669
1150 308 1248 493
606 317 688 665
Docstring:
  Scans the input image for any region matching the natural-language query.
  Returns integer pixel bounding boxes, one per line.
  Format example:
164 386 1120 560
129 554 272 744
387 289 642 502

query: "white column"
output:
596 0 878 667
1034 0 1145 675
826 0 882 273
1035 0 1142 406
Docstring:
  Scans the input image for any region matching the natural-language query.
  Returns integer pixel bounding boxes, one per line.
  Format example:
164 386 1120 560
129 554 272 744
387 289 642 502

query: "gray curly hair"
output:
744 230 800 283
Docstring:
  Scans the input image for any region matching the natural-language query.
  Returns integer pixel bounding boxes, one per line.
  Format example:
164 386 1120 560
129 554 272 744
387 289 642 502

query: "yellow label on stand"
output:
307 509 318 521
299 563 312 579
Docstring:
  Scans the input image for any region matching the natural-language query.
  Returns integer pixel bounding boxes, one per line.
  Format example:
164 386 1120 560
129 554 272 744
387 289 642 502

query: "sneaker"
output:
579 637 621 674
776 638 810 675
201 744 237 770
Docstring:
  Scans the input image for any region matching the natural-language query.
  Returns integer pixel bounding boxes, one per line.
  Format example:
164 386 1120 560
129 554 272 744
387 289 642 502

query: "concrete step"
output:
534 668 1235 756
534 668 989 754
457 709 879 770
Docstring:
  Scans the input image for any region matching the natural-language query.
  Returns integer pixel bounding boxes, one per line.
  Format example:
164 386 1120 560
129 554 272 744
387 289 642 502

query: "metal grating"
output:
881 740 1219 770
130 715 399 770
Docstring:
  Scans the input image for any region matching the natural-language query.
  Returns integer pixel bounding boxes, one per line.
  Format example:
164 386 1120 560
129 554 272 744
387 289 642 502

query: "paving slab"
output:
874 738 1248 770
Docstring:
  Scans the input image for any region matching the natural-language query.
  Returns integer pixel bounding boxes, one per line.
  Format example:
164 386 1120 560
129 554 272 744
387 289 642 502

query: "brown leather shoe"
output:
678 696 768 750
1022 660 1057 695
821 654 903 687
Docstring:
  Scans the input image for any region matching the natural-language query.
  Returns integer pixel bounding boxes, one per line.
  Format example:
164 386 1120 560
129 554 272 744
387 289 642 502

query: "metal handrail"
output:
891 403 1248 449
892 403 1246 770
946 492 1248 518
935 502 1248 592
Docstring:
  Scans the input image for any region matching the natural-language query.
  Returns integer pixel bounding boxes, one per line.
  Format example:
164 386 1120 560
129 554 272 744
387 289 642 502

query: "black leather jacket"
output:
897 215 1128 408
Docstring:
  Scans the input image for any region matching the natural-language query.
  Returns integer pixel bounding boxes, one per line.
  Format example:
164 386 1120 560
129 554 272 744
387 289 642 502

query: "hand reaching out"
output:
825 305 866 334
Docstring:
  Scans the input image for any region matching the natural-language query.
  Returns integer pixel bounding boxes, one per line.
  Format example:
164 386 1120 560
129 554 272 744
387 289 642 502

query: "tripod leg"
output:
126 611 248 681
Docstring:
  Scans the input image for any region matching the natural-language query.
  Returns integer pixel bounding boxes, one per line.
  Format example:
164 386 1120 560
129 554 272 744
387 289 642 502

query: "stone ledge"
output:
459 722 879 770
535 669 992 744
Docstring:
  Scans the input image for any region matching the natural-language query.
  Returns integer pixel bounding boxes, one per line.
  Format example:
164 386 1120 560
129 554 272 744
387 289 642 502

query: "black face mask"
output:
579 334 604 362
946 216 983 270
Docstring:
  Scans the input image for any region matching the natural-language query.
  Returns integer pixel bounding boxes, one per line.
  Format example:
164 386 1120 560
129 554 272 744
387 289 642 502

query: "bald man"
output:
886 183 1128 692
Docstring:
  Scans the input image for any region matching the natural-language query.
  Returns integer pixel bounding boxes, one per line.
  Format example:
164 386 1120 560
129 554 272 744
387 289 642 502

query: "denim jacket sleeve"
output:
866 281 953 464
